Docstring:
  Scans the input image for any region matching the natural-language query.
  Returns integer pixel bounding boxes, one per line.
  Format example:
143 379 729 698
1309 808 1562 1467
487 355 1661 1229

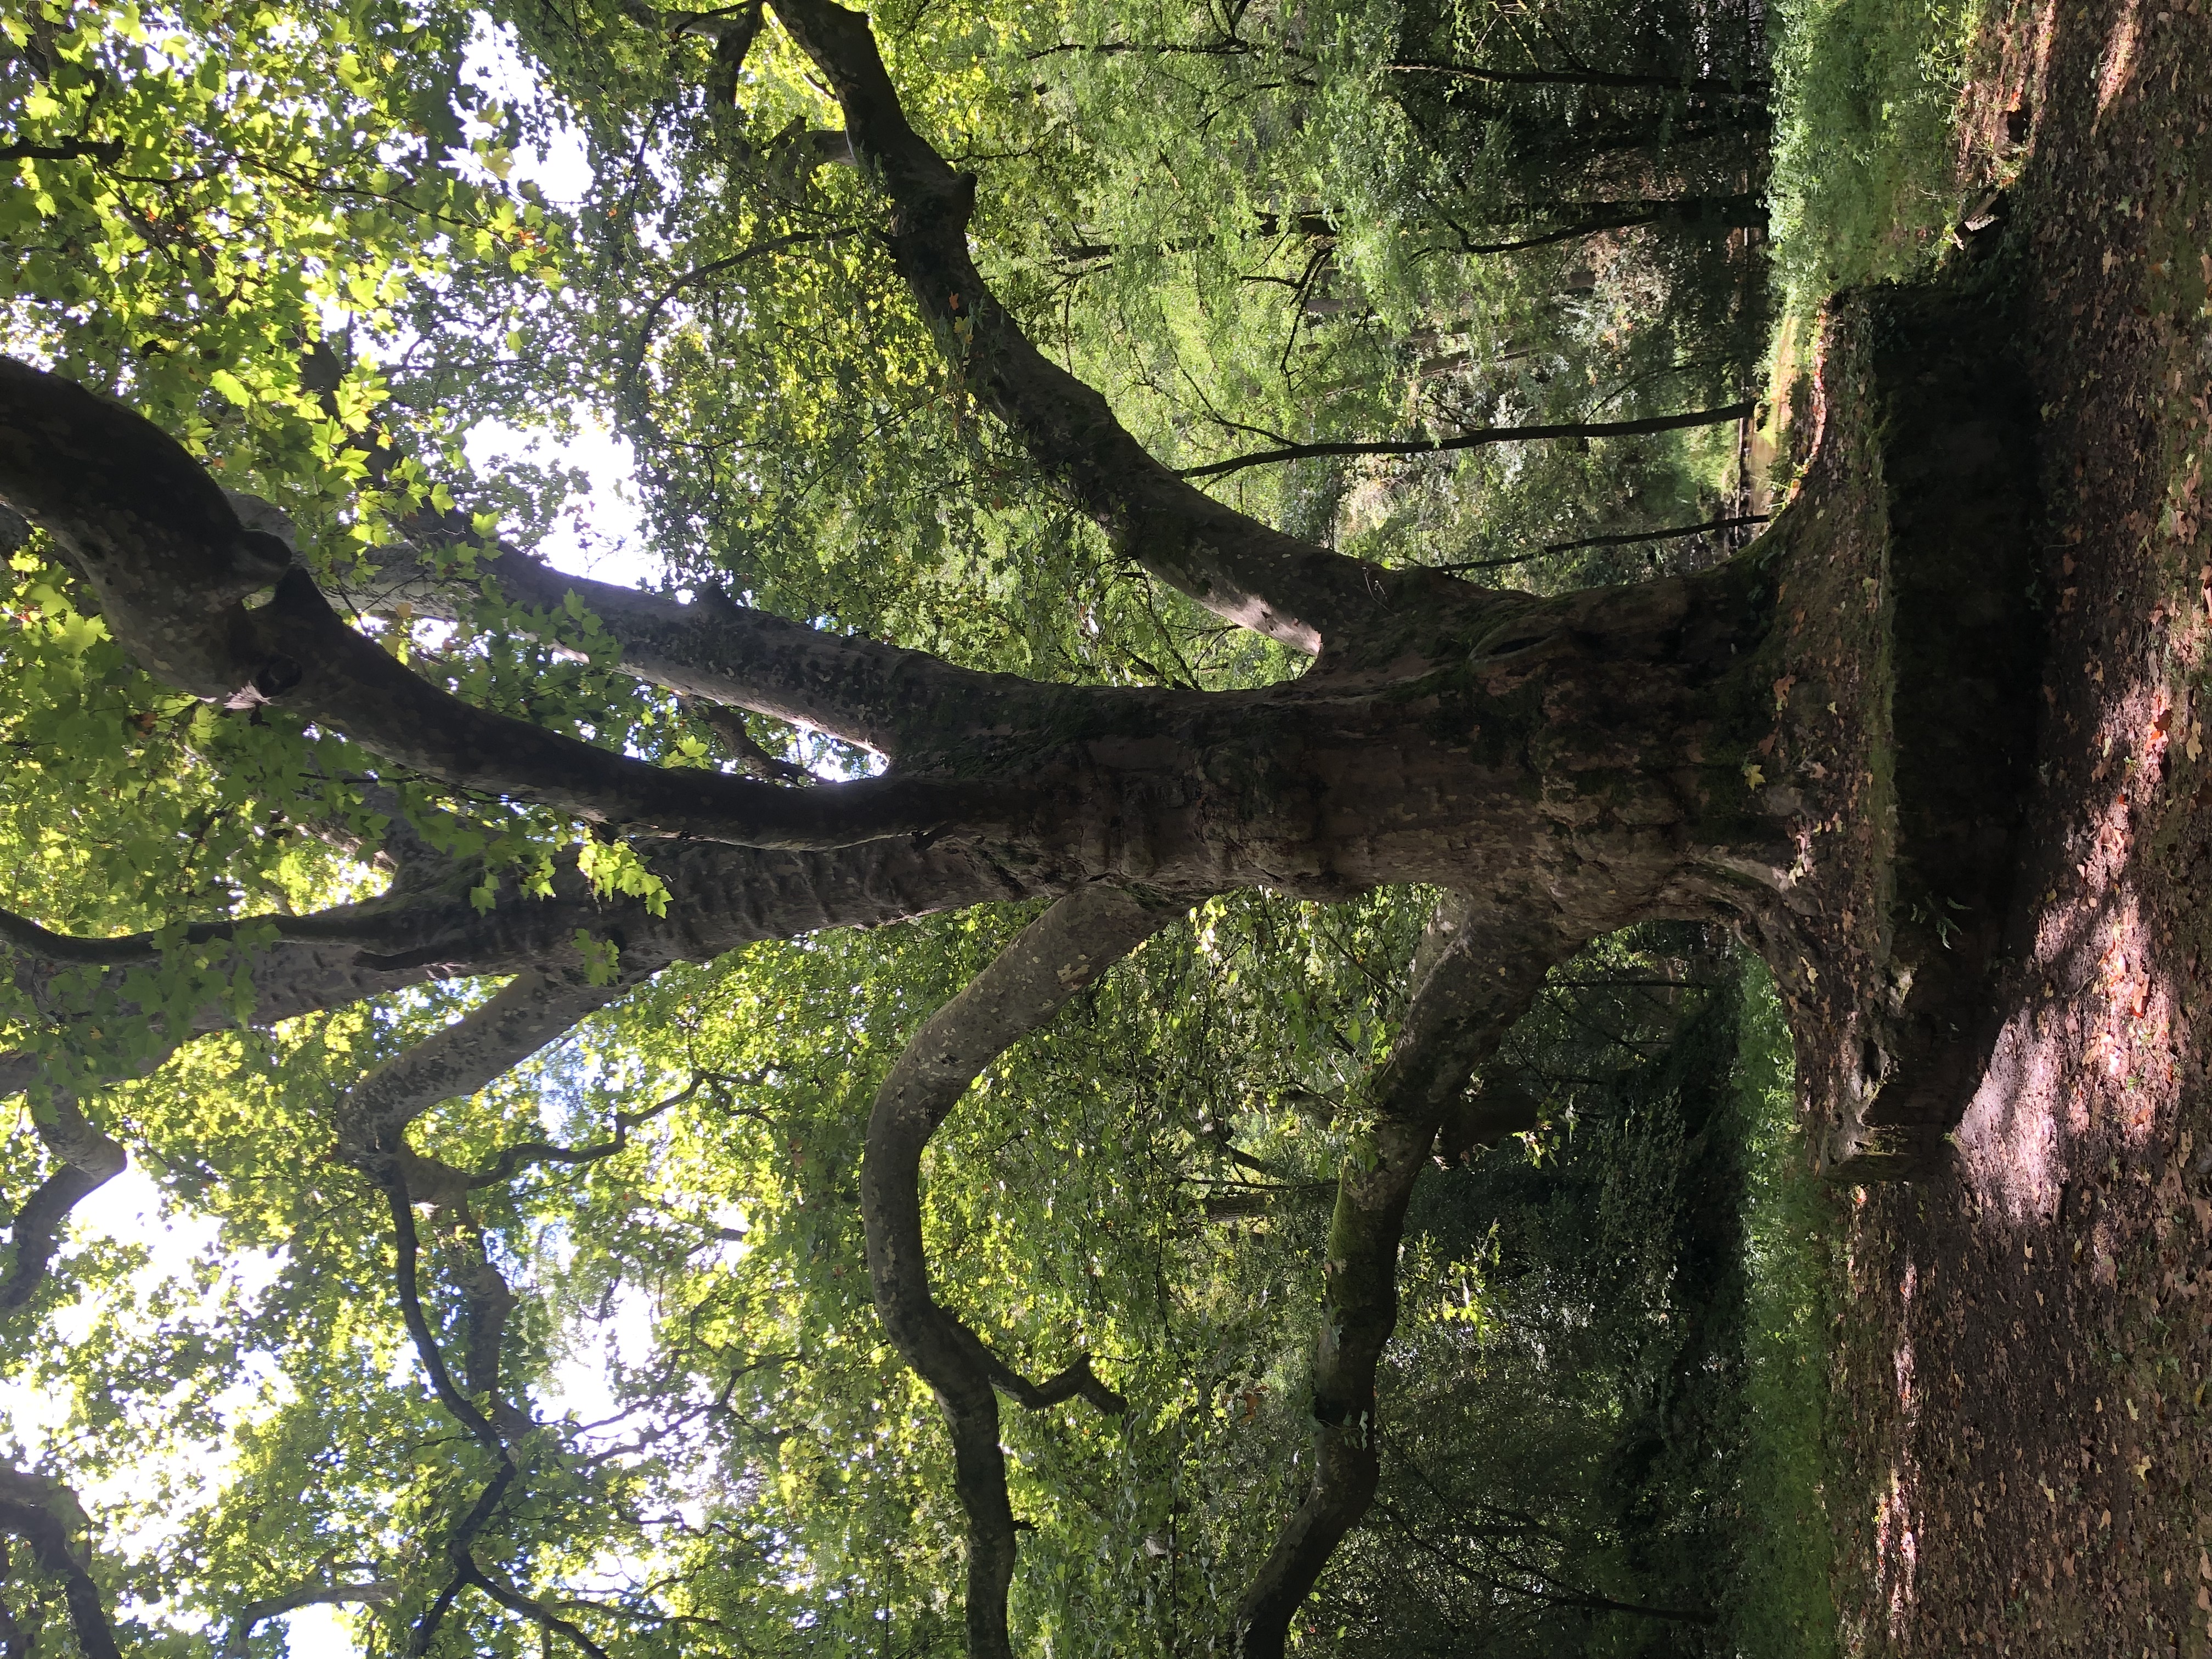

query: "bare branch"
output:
1178 401 1756 482
1434 514 1769 574
464 1074 699 1188
860 884 1176 1659
678 696 814 782
1383 58 1767 99
767 0 1472 654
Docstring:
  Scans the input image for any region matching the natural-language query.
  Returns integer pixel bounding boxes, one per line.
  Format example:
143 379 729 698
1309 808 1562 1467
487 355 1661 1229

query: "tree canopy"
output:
0 0 1880 1655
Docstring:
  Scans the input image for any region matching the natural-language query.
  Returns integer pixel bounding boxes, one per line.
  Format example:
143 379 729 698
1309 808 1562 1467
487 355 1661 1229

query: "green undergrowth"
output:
1768 0 1989 315
1314 943 1838 1655
1721 961 1842 1658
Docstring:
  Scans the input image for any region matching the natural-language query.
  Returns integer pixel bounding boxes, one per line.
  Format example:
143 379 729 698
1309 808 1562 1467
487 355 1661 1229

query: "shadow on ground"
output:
1824 1 2212 1651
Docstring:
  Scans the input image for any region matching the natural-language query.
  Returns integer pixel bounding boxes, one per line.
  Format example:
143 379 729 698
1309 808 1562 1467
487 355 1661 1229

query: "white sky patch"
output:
284 1602 354 1659
546 1280 659 1431
453 19 661 590
463 413 657 588
460 19 595 208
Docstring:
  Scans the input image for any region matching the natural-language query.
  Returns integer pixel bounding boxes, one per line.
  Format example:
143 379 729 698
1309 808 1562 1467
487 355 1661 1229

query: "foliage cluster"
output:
1307 950 1838 1657
1767 0 1988 306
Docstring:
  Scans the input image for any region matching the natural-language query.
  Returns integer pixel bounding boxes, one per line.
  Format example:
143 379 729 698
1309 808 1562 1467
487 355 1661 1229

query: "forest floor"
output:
1819 0 2212 1652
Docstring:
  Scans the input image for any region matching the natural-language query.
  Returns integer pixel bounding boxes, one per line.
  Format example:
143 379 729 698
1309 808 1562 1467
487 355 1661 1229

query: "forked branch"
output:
0 1468 121 1659
1232 894 1577 1658
860 884 1176 1659
0 358 1007 850
0 1097 127 1310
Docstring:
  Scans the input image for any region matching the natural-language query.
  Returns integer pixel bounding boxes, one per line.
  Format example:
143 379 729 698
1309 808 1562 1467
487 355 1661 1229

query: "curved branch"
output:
381 1168 504 1448
860 884 1176 1659
0 358 1009 849
362 973 650 1659
257 567 1001 847
0 1097 127 1310
1178 400 1756 482
224 1582 399 1658
0 1468 121 1659
767 0 1472 654
1231 894 1579 1659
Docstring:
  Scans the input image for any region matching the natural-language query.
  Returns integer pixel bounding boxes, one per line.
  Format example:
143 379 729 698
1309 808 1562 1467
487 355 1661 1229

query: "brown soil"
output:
1820 0 2212 1654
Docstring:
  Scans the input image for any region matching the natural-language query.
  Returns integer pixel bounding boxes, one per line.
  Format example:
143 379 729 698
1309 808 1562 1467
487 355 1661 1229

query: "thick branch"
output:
340 535 1012 758
860 885 1175 1659
768 0 1472 654
224 1582 399 1658
0 1468 121 1659
335 967 630 1164
0 138 126 165
0 1097 127 1310
1178 400 1756 481
0 832 1067 1107
1231 894 1577 1659
0 899 398 968
0 359 1005 848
